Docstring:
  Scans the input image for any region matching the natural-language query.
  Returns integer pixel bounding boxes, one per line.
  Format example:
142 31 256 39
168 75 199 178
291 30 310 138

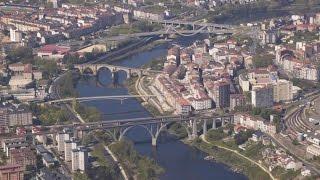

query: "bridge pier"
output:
203 119 207 135
152 137 157 146
127 69 132 79
212 119 216 129
93 65 98 76
112 70 118 84
191 120 198 139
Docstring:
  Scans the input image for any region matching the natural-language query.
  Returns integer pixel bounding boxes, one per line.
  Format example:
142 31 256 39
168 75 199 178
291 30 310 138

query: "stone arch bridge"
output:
74 64 161 79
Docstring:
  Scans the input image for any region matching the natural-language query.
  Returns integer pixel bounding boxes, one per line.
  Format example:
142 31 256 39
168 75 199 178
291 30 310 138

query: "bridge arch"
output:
119 124 154 141
95 66 113 86
96 66 112 77
82 67 95 75
168 26 208 37
153 121 192 146
98 129 117 141
97 66 131 80
115 69 130 83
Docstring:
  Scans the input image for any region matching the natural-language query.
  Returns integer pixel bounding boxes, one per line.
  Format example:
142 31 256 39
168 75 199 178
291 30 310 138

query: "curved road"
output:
200 135 276 180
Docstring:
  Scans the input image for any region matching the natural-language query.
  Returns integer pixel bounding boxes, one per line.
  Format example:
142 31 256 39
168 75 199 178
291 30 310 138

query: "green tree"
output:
59 72 78 97
252 54 274 68
234 129 255 145
73 171 90 180
34 58 59 79
206 128 227 141
6 46 33 63
252 107 261 115
37 105 69 125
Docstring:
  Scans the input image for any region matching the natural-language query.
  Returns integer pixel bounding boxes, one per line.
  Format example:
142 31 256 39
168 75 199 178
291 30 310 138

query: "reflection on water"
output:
76 36 247 180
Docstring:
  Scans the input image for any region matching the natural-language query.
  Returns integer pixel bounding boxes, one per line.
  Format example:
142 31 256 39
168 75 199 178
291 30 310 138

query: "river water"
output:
75 36 247 180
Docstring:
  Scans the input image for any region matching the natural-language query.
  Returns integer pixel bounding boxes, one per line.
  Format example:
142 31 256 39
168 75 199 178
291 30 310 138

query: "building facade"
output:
251 86 273 108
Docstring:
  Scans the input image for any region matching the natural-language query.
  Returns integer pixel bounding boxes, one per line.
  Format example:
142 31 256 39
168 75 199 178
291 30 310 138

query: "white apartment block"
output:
64 140 72 161
234 113 277 135
273 79 293 102
307 144 320 156
72 147 88 172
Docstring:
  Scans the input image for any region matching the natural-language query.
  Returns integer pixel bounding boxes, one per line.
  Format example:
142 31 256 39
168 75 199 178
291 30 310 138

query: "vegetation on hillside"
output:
191 138 271 180
73 100 102 122
109 140 164 180
252 54 274 68
107 21 162 36
30 103 69 125
58 72 79 98
89 144 122 179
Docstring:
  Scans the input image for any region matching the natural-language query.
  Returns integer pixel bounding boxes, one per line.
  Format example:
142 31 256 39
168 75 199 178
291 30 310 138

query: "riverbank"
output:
70 94 164 180
73 34 253 179
125 76 168 116
125 57 272 179
104 39 168 64
124 60 261 180
189 136 273 180
109 140 165 180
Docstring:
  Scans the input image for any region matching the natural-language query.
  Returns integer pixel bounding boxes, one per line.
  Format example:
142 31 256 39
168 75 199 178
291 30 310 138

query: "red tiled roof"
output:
38 44 70 54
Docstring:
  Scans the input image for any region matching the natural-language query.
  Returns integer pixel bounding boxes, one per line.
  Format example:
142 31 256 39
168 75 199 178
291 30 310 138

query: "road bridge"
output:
142 19 235 30
74 63 161 78
103 25 234 41
44 95 156 104
36 114 234 146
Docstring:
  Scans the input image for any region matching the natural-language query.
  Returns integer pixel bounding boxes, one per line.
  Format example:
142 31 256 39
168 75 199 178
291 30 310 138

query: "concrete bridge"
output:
38 114 234 146
74 64 161 79
141 19 235 30
44 95 156 104
104 25 235 41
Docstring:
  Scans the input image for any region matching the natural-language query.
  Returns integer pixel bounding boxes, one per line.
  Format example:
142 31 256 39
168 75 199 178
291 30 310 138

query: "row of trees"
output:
252 54 274 68
6 46 60 79
62 50 104 69
6 46 33 64
58 72 79 98
110 140 164 180
30 103 69 125
73 100 102 122
89 144 121 179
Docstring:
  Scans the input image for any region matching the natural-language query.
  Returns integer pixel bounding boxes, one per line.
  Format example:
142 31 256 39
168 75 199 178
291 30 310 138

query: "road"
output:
200 135 276 180
89 37 152 63
135 76 165 114
276 93 320 175
269 134 320 175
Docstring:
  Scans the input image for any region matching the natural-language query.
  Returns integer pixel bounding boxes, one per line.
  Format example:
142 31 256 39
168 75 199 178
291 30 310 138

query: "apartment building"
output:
251 85 274 108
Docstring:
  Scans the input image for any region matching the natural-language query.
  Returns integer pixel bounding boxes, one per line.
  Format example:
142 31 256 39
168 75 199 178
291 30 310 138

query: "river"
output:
75 36 247 180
